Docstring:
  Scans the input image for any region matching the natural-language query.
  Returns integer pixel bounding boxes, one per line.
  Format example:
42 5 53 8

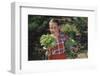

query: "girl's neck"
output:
54 32 60 40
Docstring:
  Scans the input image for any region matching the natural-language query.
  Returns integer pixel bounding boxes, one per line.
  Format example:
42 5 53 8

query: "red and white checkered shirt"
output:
50 33 68 55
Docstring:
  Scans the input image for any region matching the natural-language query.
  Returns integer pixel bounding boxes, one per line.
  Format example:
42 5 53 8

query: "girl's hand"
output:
47 47 52 56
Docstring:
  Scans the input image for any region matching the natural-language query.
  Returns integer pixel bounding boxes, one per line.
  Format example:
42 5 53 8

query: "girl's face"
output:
49 22 60 36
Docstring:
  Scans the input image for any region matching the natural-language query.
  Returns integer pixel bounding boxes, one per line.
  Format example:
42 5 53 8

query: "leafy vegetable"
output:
40 34 56 48
65 38 78 58
65 38 77 47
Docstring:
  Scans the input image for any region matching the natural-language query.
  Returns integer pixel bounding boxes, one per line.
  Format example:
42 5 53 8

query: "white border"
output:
11 2 97 74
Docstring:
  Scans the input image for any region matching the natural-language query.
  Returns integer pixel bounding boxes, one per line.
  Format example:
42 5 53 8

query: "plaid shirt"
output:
50 33 68 55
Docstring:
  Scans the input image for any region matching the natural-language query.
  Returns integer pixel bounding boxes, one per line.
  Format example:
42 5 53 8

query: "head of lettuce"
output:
40 34 56 48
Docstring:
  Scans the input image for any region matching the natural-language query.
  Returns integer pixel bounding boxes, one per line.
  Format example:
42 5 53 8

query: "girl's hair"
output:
49 18 60 26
